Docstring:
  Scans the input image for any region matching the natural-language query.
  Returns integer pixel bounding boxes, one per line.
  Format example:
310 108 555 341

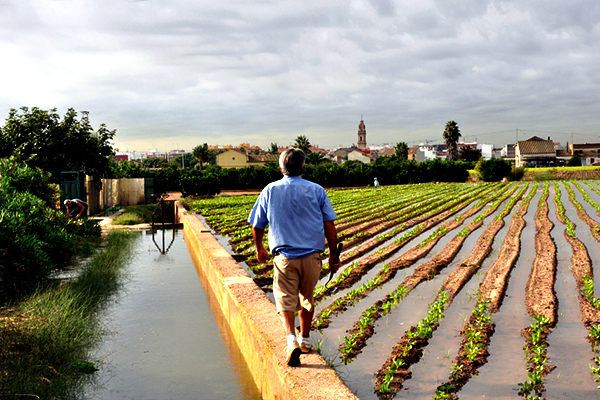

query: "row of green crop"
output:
376 290 449 396
311 184 501 316
517 316 552 400
329 184 518 358
434 300 494 400
554 181 576 237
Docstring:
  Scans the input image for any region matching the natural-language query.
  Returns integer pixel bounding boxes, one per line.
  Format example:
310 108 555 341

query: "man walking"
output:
248 148 339 367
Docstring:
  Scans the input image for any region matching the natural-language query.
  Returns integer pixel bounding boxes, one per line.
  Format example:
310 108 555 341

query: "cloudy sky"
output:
1 0 599 152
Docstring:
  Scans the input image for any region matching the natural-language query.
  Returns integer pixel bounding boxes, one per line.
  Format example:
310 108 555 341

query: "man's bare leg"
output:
299 307 313 337
279 311 301 366
279 311 296 334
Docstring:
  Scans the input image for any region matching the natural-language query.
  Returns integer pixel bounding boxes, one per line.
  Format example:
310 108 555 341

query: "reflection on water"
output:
84 230 261 400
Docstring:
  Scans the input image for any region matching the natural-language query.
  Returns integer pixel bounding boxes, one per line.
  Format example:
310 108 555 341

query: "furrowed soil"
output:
191 181 600 399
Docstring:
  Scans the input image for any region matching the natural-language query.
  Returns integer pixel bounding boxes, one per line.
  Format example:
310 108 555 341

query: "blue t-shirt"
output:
248 175 337 259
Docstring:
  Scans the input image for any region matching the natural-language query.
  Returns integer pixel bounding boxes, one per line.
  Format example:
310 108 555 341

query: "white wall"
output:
100 178 145 209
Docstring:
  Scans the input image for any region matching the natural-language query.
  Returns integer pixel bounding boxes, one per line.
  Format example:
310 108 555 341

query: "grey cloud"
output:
1 0 599 151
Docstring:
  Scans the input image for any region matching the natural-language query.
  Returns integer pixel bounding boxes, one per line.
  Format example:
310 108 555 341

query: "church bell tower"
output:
357 117 367 149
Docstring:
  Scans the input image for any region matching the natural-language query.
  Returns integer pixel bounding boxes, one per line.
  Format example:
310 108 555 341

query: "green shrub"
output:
0 160 100 301
179 168 222 196
475 158 512 182
0 159 59 207
568 155 582 167
508 166 525 181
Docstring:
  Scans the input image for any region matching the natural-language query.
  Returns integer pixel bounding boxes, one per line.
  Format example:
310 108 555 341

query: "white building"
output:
478 144 495 159
420 147 441 160
347 150 371 164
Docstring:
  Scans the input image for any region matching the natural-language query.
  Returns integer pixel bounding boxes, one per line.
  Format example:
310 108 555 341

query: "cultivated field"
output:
185 180 600 400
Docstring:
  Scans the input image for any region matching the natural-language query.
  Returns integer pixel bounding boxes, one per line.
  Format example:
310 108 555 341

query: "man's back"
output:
248 175 336 259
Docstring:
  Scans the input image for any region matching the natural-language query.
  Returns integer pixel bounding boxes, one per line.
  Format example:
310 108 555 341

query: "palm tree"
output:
293 135 312 154
443 120 461 161
394 142 409 159
192 143 216 170
306 152 327 165
269 142 279 155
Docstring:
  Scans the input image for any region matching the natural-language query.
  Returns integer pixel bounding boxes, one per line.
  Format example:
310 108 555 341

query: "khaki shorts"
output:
273 252 322 313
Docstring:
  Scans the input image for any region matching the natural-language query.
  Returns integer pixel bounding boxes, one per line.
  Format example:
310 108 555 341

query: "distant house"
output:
420 146 443 160
347 149 371 164
378 147 395 157
216 149 279 168
515 136 556 167
408 147 425 162
478 144 495 159
568 143 600 158
501 144 515 159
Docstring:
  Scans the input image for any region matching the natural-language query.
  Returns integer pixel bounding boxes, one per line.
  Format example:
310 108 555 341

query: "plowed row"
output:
185 180 600 399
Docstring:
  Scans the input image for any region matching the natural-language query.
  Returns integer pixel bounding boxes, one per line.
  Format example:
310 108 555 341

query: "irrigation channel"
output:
83 230 261 399
187 180 600 400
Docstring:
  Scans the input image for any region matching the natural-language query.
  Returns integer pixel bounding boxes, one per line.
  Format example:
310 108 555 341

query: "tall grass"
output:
0 230 137 399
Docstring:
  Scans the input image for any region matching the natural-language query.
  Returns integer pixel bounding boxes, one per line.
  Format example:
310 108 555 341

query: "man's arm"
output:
75 202 84 219
324 220 339 271
252 226 269 263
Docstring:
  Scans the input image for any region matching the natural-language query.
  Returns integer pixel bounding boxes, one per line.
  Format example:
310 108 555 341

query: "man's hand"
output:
328 253 340 273
252 226 269 264
257 246 269 263
324 220 339 271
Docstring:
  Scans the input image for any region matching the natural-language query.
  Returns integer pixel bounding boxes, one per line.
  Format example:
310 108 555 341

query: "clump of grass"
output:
0 230 137 399
111 204 173 225
112 212 146 225
533 171 557 181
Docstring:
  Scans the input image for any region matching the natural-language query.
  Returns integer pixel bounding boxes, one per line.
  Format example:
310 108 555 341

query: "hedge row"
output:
154 158 474 196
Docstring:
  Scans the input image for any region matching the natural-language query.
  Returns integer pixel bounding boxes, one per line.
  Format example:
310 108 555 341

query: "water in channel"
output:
84 230 261 400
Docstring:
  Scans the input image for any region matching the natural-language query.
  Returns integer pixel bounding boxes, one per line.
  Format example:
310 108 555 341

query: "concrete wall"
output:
100 178 145 209
178 203 358 400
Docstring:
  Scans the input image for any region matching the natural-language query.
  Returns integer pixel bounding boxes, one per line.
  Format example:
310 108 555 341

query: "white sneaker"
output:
299 337 312 353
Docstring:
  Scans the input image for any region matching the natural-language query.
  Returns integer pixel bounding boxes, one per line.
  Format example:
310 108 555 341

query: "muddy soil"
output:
525 189 558 325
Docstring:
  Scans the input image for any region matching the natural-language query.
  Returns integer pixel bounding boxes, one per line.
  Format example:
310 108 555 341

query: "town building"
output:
515 136 557 167
347 148 371 164
501 144 515 159
408 147 425 162
216 149 278 168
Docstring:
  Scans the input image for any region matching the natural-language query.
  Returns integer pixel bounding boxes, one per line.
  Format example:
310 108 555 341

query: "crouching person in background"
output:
64 198 88 220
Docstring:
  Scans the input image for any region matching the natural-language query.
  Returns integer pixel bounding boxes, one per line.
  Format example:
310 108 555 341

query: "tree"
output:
192 143 216 170
459 146 482 162
394 142 409 159
173 153 198 169
293 135 312 154
142 157 169 169
269 142 279 155
306 152 328 165
109 159 147 178
0 107 115 183
443 120 461 161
